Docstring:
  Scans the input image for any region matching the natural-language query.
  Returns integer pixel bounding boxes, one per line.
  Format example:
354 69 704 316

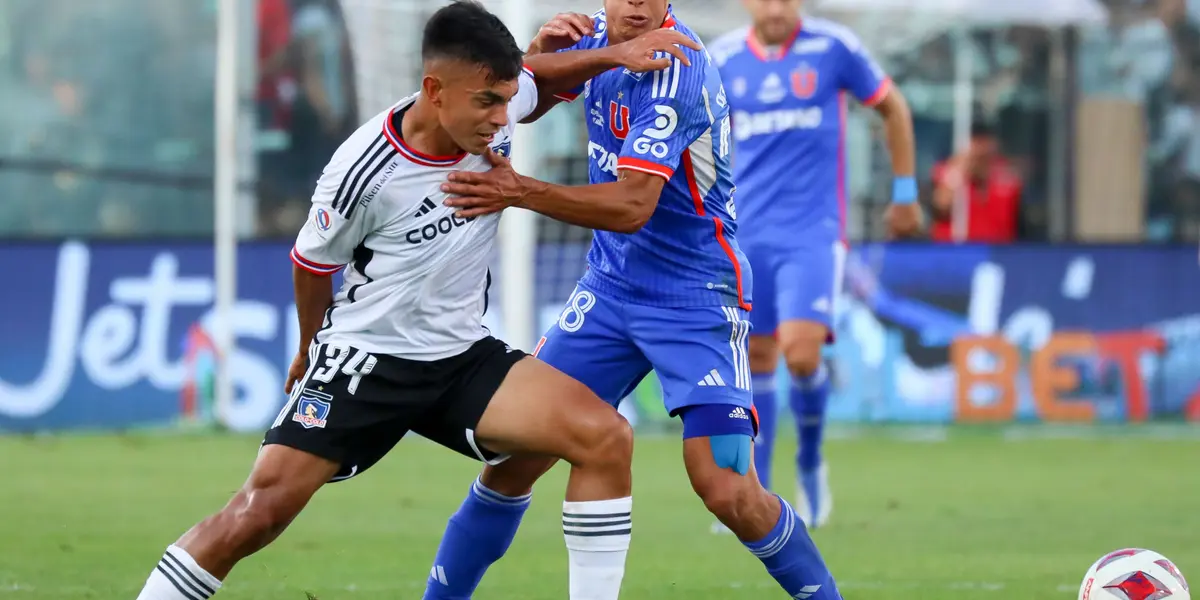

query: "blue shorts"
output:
744 240 846 338
535 283 755 430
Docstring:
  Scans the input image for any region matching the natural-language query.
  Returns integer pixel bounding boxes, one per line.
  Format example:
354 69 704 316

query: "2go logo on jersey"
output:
632 106 678 160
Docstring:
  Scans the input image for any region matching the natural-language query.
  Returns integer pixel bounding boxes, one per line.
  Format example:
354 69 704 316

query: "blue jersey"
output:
556 9 751 310
711 18 890 248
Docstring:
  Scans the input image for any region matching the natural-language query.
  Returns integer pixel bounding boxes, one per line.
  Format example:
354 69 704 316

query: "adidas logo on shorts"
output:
728 407 750 420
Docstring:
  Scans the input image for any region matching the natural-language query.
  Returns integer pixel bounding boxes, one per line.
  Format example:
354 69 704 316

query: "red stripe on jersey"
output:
681 153 750 311
290 246 341 276
862 78 892 107
617 157 674 180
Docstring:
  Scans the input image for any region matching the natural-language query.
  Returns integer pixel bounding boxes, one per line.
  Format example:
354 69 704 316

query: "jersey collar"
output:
662 4 676 28
384 102 467 168
746 21 801 61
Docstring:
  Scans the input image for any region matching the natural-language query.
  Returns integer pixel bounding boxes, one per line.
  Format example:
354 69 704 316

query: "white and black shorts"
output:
263 336 526 481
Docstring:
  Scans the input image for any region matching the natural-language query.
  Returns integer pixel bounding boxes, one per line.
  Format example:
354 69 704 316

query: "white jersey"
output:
290 68 538 360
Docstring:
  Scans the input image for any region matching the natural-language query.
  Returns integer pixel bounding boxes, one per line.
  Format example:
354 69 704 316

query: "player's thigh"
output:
475 356 632 464
744 246 781 339
535 284 651 404
264 343 424 482
413 337 630 467
774 241 844 371
237 443 341 522
775 240 844 335
631 303 754 416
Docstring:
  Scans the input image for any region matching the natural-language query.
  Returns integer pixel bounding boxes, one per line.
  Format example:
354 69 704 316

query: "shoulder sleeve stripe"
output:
343 148 399 219
617 156 674 180
337 142 395 218
291 246 342 275
331 135 387 213
862 78 892 107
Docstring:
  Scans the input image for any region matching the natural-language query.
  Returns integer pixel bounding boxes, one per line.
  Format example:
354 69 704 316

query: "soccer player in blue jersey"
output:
420 3 843 599
709 0 919 529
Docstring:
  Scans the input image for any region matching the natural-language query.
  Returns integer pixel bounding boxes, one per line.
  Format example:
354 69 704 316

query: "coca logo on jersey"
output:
791 65 818 99
609 101 631 140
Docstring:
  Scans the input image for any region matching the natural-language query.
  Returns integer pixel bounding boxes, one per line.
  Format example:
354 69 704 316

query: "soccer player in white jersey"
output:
132 3 698 599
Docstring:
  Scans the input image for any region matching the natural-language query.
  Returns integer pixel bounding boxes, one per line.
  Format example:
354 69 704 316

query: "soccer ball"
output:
1079 548 1190 600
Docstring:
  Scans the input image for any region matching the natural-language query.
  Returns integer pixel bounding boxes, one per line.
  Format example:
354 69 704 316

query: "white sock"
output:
136 545 223 600
562 497 632 600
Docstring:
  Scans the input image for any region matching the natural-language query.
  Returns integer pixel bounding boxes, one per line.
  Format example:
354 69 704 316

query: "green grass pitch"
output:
2 427 1197 599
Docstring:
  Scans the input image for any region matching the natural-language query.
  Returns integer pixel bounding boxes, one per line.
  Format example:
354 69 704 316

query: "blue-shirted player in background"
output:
711 0 919 529
422 2 844 599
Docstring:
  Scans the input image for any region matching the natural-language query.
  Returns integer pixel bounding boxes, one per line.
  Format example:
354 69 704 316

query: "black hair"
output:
422 1 524 83
970 120 996 139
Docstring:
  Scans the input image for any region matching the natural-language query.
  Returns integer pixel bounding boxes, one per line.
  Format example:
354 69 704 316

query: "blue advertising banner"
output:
1 241 1198 432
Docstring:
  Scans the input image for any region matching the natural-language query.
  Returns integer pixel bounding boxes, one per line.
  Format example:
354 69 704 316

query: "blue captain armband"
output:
892 176 918 205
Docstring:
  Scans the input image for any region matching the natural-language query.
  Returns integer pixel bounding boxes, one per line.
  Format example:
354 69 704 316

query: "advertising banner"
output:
1 241 1197 432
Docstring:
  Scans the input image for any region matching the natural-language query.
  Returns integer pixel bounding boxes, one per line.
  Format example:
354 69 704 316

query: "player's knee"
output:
694 469 757 525
748 336 778 374
781 344 822 379
211 476 310 555
587 413 634 469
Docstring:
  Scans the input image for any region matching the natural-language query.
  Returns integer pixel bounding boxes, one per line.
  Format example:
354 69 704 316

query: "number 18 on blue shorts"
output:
534 284 760 470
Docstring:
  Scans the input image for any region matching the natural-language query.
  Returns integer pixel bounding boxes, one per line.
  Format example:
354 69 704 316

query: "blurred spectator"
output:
929 122 1024 243
257 0 359 236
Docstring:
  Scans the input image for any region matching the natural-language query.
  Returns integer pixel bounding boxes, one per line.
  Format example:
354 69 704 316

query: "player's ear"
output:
422 75 444 106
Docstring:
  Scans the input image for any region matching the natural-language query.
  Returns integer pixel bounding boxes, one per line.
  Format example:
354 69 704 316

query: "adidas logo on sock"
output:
729 407 750 420
413 197 437 218
794 584 822 599
698 369 726 387
429 565 448 586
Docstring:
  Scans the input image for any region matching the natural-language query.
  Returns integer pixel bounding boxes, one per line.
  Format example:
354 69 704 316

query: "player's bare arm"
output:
442 149 664 233
872 86 922 239
284 265 334 394
521 28 700 124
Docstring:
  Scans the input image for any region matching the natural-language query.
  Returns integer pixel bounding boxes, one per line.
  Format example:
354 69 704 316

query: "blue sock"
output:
422 478 531 599
744 495 840 598
790 363 829 474
752 373 778 491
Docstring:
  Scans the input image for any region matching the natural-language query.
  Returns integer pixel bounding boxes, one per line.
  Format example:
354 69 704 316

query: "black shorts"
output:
263 336 526 482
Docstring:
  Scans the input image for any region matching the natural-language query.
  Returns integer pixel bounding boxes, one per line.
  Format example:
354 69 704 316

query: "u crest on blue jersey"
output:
292 390 333 429
609 101 631 140
791 64 818 99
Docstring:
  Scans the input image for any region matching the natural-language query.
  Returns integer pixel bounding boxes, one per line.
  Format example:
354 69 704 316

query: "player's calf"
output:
681 404 841 599
424 358 634 600
136 445 338 599
778 321 834 528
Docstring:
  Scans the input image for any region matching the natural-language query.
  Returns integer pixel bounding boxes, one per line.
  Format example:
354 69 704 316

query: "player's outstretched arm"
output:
441 149 663 233
521 29 700 123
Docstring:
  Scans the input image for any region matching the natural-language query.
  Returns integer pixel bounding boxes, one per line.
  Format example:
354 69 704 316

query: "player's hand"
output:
614 29 701 72
529 12 594 54
284 350 308 395
442 149 526 218
884 203 924 240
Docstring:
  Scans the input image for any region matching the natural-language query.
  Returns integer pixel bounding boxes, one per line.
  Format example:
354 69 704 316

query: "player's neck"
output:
752 23 801 49
404 96 466 158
